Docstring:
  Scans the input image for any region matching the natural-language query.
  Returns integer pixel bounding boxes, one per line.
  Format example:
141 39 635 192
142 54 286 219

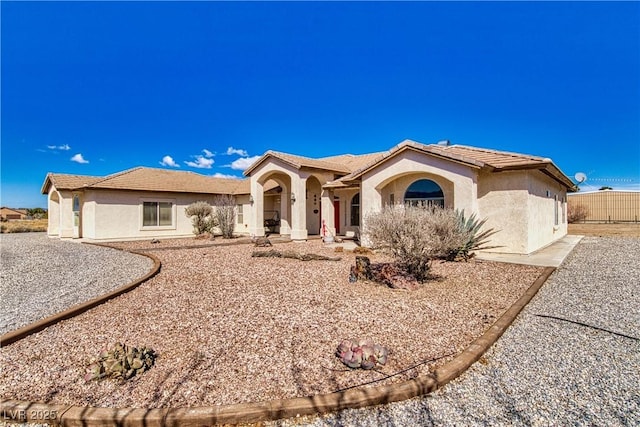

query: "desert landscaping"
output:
0 238 542 408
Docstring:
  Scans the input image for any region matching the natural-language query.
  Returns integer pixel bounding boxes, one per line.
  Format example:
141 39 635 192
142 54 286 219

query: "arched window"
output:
404 179 444 208
350 193 360 226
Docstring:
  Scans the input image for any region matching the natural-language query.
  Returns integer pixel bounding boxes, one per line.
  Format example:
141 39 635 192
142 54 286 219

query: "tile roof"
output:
41 173 103 194
243 151 353 175
317 152 387 173
430 143 551 169
42 167 248 195
243 150 389 177
325 140 574 189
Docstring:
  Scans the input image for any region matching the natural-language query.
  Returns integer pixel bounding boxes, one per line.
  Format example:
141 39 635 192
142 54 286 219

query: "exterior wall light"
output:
291 193 296 203
249 195 254 204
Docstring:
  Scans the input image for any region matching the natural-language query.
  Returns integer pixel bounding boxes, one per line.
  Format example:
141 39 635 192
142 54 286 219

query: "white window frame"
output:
140 198 176 230
236 204 244 224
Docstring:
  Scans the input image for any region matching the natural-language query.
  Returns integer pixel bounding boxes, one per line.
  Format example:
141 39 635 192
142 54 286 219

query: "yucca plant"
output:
448 210 500 261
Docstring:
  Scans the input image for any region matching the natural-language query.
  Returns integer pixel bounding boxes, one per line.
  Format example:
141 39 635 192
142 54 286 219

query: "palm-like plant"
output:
448 210 500 261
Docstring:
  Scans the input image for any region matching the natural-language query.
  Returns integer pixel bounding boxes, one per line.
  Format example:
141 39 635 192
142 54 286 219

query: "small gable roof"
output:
242 150 388 177
243 151 352 175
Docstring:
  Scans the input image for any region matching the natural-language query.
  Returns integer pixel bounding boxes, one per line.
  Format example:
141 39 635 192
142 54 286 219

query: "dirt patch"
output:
569 223 640 238
0 219 47 233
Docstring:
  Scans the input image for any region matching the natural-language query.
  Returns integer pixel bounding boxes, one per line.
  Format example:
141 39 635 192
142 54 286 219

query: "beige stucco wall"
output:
77 189 251 241
234 194 252 236
526 171 568 252
477 170 567 254
361 150 479 218
359 150 479 245
477 171 530 254
306 176 323 235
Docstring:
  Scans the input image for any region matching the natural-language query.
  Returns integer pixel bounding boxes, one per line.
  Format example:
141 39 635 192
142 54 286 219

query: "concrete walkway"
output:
477 234 584 267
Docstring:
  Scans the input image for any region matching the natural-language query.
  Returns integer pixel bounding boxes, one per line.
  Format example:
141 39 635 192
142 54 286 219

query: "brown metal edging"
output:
0 250 161 347
434 266 555 386
0 267 556 426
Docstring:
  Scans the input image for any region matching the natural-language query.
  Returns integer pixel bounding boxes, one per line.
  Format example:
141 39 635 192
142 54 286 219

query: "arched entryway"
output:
48 191 61 236
257 173 292 236
404 179 444 208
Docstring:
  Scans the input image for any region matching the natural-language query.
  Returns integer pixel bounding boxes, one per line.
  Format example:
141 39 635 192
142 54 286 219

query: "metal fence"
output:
568 191 640 223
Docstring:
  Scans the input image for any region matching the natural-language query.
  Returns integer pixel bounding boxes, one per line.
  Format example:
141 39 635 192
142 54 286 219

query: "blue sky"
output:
2 1 639 208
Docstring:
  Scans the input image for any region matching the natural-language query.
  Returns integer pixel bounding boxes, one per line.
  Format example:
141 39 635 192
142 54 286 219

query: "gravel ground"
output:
0 233 154 334
0 239 541 409
269 236 640 426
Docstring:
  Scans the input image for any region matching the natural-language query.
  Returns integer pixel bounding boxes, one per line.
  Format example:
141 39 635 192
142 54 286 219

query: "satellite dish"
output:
574 172 587 183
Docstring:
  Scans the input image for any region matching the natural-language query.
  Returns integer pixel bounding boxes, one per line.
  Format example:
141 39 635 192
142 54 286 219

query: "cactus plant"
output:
335 339 389 370
85 342 157 382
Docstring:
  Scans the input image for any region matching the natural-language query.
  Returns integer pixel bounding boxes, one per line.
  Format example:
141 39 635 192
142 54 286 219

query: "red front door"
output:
333 200 340 234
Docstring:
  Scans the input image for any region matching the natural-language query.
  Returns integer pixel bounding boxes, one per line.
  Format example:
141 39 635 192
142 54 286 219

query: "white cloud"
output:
211 172 241 179
159 155 180 167
202 149 215 158
185 156 214 169
70 153 89 164
226 146 248 157
47 144 71 151
230 155 261 171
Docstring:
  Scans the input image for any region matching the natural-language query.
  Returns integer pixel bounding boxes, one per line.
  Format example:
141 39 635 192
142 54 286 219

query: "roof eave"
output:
492 163 576 190
323 180 359 189
540 165 577 191
243 152 301 177
40 175 53 195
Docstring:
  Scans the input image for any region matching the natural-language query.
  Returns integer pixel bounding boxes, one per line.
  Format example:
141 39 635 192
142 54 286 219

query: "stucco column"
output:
279 193 291 235
290 174 308 240
250 178 265 237
360 181 382 247
59 190 75 238
320 189 335 236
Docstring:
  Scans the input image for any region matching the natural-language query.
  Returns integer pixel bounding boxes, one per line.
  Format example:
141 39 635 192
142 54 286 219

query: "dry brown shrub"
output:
568 203 589 223
364 206 465 282
1 219 48 233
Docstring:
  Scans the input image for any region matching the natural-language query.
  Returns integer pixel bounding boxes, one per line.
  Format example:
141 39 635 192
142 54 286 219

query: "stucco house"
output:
42 139 576 254
1 207 28 221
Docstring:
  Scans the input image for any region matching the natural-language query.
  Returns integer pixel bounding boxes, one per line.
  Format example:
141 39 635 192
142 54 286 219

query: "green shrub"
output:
185 201 216 235
447 210 499 261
